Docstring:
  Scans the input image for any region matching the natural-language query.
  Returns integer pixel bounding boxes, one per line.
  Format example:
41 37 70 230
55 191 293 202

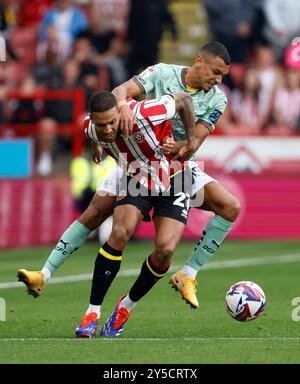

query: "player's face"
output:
91 107 120 142
194 53 229 91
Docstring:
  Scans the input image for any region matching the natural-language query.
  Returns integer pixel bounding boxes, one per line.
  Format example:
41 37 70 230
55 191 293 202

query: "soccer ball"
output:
225 281 266 321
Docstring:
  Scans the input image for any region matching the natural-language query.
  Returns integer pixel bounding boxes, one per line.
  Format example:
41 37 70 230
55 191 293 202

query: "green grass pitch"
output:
0 240 300 364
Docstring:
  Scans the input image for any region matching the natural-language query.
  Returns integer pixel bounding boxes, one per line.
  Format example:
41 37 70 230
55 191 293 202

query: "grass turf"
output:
0 240 300 364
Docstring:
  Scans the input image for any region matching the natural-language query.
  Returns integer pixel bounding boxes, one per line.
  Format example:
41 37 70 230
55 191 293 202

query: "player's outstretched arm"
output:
112 79 143 138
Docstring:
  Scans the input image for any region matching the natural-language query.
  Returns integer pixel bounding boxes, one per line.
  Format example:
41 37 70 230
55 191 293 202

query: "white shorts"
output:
96 161 215 206
96 165 123 196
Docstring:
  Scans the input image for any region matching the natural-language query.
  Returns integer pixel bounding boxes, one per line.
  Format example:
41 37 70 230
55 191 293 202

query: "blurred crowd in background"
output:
0 0 300 178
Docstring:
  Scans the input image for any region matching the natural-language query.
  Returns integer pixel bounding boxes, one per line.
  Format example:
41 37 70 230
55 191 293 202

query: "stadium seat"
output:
98 66 110 91
229 63 247 87
222 125 261 136
9 26 38 65
17 0 52 27
264 125 295 136
6 62 30 86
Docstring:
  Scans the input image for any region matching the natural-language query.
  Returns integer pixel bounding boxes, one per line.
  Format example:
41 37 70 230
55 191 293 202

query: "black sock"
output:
89 242 123 305
129 254 170 302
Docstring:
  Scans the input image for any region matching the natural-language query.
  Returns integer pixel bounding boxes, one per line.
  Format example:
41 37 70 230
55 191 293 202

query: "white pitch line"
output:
1 253 300 290
0 267 177 290
0 337 300 342
201 253 300 270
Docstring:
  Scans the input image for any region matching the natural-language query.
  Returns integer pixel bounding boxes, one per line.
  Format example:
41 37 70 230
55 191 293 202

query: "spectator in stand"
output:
202 0 255 63
77 4 127 88
17 0 52 27
72 36 100 106
6 75 43 126
92 0 130 37
267 69 300 135
0 64 9 127
248 0 268 49
36 58 83 177
37 23 70 65
251 45 282 119
4 75 56 169
34 24 64 87
0 0 18 60
38 0 88 62
0 0 17 30
230 69 268 134
262 0 300 62
126 0 178 77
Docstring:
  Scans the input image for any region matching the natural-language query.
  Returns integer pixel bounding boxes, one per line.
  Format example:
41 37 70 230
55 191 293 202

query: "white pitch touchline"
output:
1 253 300 290
0 337 300 342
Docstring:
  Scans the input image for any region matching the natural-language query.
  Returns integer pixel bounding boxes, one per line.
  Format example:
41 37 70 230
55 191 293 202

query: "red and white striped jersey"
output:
84 95 177 192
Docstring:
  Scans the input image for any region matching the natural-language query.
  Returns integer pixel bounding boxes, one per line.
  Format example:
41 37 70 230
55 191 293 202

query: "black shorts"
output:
115 193 190 224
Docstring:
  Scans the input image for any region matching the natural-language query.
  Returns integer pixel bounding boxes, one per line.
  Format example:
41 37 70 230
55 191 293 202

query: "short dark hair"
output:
89 91 118 113
200 41 231 65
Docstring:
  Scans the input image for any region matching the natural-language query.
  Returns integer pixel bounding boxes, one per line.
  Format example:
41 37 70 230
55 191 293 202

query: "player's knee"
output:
224 197 241 222
154 242 176 265
109 224 132 248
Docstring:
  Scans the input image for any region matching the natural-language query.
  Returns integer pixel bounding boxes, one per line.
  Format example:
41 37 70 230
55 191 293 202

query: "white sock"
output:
120 294 136 312
86 304 101 319
41 267 52 284
181 265 197 278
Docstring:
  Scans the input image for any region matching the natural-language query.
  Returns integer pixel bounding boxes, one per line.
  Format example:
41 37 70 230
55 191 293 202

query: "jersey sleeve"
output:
198 93 227 132
137 95 176 126
133 64 163 94
83 114 99 144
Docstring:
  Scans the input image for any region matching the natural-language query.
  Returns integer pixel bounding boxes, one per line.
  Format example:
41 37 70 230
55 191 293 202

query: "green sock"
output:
187 215 233 271
43 220 91 275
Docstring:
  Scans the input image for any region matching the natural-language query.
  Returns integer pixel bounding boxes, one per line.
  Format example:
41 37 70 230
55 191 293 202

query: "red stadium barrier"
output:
0 172 299 249
0 178 76 248
135 172 300 240
6 88 85 157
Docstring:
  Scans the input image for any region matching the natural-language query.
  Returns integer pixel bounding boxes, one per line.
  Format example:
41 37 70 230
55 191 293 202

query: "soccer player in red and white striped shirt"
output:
16 90 196 337
75 91 196 337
